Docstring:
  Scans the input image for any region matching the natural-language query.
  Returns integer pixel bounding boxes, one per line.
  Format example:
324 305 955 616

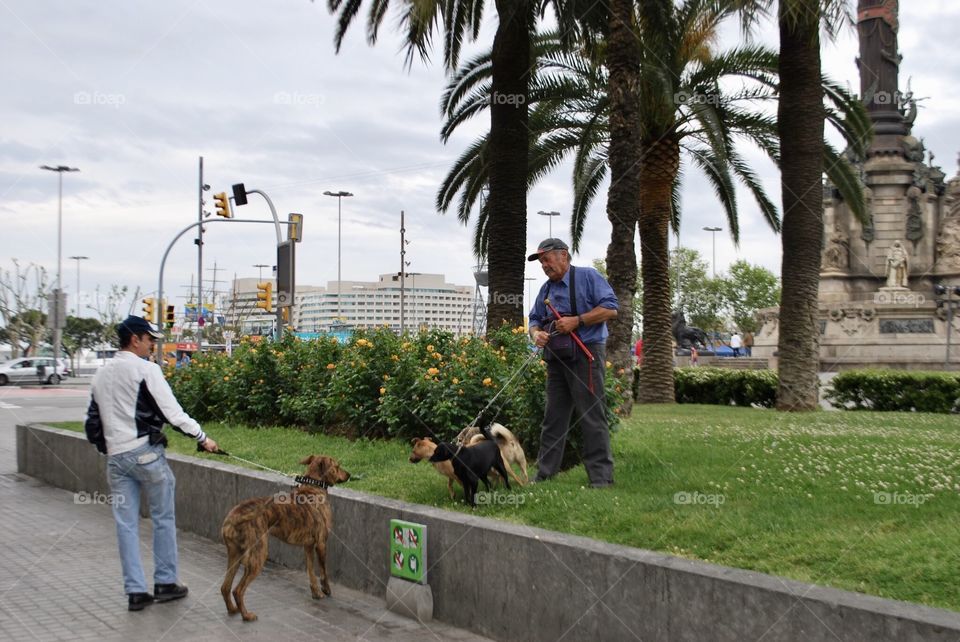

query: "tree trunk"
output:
604 0 642 413
776 0 824 411
486 0 531 331
638 137 680 404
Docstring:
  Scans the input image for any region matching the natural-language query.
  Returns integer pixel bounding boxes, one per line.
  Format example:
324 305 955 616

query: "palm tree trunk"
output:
775 0 824 411
604 0 642 412
486 0 531 330
638 137 680 404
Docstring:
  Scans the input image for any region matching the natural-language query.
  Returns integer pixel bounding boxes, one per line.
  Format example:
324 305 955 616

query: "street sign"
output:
389 519 427 584
276 240 294 308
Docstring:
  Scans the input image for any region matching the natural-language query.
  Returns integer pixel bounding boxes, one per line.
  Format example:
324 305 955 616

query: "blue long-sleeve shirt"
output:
528 266 618 344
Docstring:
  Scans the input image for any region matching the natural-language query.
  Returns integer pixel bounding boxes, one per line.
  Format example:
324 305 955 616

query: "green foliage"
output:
62 316 104 363
825 370 960 414
722 260 780 333
167 326 628 454
674 367 778 407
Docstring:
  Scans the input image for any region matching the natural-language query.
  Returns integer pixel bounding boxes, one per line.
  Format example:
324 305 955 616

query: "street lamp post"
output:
40 164 80 370
323 190 354 322
68 255 89 316
537 210 560 237
253 263 269 281
934 284 960 368
703 226 723 278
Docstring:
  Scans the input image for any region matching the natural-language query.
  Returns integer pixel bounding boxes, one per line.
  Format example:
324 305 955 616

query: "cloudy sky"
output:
2 1 959 318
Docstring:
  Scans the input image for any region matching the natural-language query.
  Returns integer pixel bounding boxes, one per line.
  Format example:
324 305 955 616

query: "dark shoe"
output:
590 481 613 488
154 583 188 602
128 592 154 611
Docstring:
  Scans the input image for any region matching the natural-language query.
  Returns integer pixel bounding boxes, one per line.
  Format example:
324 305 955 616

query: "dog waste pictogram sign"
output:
389 519 427 583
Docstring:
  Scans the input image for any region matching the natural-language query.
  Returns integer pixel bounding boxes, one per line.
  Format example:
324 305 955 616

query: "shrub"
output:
825 370 960 413
167 325 628 457
674 367 778 407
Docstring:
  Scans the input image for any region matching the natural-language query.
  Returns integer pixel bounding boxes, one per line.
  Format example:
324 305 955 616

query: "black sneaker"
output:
128 592 154 611
154 583 188 602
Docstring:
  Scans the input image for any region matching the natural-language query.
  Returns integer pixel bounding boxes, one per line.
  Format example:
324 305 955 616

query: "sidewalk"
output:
0 426 487 641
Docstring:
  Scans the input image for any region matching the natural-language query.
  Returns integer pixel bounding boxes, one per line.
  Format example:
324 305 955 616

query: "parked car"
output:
0 357 70 385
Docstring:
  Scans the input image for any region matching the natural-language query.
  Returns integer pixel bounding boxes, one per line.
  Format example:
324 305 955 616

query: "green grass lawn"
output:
55 405 960 611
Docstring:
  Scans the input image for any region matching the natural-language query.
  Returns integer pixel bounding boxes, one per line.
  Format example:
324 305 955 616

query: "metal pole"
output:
69 256 88 316
947 297 954 369
197 157 204 344
703 226 722 279
40 165 79 369
338 196 342 320
156 218 292 362
400 210 406 334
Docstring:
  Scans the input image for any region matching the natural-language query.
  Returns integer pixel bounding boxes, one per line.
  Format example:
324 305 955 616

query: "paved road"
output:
0 384 487 642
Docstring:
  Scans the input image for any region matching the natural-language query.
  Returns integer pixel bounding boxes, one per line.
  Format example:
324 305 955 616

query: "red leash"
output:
543 298 595 394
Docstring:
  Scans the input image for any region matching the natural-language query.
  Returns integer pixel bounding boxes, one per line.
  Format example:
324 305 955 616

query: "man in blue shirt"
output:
527 239 618 487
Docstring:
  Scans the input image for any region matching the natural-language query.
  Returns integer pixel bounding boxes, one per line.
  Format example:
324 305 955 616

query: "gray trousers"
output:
536 342 613 484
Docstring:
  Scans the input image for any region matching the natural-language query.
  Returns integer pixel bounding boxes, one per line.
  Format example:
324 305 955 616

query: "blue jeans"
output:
107 441 178 594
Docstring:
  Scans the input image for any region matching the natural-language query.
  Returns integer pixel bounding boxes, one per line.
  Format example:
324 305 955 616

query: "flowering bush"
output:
168 325 627 454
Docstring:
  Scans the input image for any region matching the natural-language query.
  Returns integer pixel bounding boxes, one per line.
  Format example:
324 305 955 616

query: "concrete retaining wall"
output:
17 423 960 642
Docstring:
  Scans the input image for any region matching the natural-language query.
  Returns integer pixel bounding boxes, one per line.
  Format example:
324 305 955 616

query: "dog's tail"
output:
486 423 515 447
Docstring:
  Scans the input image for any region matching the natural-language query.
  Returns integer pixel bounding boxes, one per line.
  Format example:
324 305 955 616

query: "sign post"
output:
386 519 433 621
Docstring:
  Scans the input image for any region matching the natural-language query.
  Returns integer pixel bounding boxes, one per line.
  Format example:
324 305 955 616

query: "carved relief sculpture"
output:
822 224 850 271
885 240 910 288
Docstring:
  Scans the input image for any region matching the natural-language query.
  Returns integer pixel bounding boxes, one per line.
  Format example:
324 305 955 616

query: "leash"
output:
467 347 543 429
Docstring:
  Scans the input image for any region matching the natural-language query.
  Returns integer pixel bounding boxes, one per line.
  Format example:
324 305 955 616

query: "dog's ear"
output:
410 438 418 446
299 455 316 466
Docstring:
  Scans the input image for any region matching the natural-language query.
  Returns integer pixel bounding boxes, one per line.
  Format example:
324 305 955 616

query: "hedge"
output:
824 370 960 413
166 325 628 455
673 367 779 408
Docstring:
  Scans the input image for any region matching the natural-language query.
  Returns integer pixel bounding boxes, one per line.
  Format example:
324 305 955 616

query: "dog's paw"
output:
242 612 258 622
311 591 324 600
226 606 239 616
322 584 332 597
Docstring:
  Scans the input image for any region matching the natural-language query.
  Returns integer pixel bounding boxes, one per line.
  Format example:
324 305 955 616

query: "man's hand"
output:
532 330 550 348
201 437 219 453
554 315 580 335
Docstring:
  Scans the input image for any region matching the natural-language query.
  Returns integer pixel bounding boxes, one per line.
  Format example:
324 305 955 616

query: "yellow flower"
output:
482 377 493 387
391 354 400 361
382 374 390 381
427 344 434 352
433 352 442 360
223 376 230 382
606 361 612 368
326 363 336 370
427 367 440 376
452 377 459 385
379 387 386 395
458 389 464 395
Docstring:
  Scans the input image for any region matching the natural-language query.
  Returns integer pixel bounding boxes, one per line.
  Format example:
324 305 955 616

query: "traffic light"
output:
213 192 232 218
288 213 303 242
142 297 156 323
165 304 175 328
256 281 273 313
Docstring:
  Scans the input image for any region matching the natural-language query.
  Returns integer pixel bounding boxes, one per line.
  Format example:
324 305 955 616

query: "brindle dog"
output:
220 455 350 621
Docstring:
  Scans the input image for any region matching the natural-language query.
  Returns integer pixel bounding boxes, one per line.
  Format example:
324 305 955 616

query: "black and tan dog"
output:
456 422 529 485
220 455 350 622
430 424 511 506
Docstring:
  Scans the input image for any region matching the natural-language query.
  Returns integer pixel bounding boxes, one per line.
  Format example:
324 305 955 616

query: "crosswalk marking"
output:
0 401 22 409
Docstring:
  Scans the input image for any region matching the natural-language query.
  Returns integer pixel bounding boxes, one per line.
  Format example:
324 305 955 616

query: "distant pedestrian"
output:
730 332 742 357
85 316 219 612
634 337 643 367
690 345 699 366
743 331 754 357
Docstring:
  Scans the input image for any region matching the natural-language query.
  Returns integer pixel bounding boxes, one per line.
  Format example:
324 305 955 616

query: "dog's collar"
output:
294 475 329 489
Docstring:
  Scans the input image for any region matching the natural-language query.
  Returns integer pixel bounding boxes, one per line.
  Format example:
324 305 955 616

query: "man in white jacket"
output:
85 316 219 611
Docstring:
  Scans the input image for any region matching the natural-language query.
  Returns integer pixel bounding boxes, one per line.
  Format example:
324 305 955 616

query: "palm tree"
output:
437 1 866 403
326 0 576 330
739 0 857 411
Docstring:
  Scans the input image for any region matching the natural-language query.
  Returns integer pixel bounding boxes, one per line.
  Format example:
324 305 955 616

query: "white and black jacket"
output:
85 351 206 455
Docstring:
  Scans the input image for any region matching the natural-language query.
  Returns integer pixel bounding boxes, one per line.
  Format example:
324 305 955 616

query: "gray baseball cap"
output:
527 238 569 261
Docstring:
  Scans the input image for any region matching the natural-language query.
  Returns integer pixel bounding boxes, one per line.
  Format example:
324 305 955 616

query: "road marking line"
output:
0 402 22 409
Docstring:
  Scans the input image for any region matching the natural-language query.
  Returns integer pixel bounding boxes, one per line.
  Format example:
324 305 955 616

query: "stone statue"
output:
885 240 910 288
671 311 708 350
935 217 960 271
822 224 850 271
